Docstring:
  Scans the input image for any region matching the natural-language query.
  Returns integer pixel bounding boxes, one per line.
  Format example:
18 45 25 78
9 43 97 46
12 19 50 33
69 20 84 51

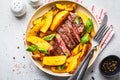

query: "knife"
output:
99 14 108 30
68 14 108 80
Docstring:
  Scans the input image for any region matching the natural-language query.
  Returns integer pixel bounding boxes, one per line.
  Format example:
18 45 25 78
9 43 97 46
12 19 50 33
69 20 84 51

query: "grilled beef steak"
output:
48 12 85 57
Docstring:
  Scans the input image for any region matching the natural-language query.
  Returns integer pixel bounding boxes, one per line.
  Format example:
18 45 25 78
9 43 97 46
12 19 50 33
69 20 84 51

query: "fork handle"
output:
76 49 94 80
68 49 94 80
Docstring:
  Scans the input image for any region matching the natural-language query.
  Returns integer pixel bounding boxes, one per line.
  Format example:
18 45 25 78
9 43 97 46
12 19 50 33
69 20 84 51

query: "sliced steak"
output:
65 20 80 43
55 34 71 56
57 25 76 50
48 40 63 56
48 12 85 56
62 24 77 48
68 12 85 37
74 16 85 36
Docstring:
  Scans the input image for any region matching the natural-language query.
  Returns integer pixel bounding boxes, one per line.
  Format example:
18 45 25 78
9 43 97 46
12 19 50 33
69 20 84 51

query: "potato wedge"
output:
26 36 51 50
50 10 69 31
66 53 80 73
72 43 83 56
50 6 60 17
27 25 41 36
77 11 88 25
32 11 53 33
43 56 67 66
33 16 45 26
56 3 77 11
80 43 91 60
66 56 74 64
40 11 53 33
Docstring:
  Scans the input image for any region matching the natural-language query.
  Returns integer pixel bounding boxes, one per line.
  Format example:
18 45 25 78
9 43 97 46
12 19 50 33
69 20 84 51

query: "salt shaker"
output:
10 0 26 17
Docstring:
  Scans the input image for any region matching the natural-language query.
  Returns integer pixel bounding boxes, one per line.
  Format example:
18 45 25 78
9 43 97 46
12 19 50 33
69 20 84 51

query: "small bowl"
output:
99 55 120 77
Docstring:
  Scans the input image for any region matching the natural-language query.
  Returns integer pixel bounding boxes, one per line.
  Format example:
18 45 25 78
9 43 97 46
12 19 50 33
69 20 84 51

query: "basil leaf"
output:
26 45 37 52
86 18 93 33
43 33 56 41
38 47 48 54
75 17 79 24
81 33 89 45
57 63 66 70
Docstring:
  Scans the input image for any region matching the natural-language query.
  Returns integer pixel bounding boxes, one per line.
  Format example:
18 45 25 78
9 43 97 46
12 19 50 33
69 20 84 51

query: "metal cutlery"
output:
68 15 109 80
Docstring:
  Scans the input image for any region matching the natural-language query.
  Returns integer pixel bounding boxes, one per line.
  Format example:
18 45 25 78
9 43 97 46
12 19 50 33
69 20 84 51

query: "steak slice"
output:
74 16 85 36
65 20 80 43
62 24 77 49
48 40 63 56
68 12 85 37
57 25 76 50
55 34 71 56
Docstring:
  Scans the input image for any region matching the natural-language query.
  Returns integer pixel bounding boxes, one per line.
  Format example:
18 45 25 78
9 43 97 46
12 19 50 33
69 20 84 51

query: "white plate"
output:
26 0 99 77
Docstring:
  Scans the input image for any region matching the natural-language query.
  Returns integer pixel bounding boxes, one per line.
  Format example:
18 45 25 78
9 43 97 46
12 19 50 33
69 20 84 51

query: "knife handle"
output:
76 49 94 80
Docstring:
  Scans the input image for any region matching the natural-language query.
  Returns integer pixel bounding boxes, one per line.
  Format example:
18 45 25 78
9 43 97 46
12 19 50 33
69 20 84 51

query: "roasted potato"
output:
50 6 60 17
56 3 77 11
77 11 88 25
66 53 80 73
28 7 60 36
43 56 67 66
80 43 91 60
32 11 53 34
26 36 51 50
50 10 69 31
72 43 83 56
40 11 53 33
27 25 41 36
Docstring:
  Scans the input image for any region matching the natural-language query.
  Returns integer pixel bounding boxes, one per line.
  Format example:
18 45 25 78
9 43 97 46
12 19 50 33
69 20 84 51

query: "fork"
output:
68 25 110 80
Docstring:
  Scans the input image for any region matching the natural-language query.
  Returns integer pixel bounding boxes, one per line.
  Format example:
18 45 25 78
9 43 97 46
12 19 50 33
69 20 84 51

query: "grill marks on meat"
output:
74 17 85 36
68 12 85 36
48 40 63 56
55 34 71 56
58 24 76 50
48 12 85 56
65 20 80 43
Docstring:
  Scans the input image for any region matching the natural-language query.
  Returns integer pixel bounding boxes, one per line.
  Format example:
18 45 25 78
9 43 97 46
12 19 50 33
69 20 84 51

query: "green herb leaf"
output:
38 47 48 54
75 17 79 24
43 33 56 41
81 33 89 45
64 52 68 57
26 45 48 54
86 18 93 33
57 66 62 70
26 45 37 52
57 63 66 70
